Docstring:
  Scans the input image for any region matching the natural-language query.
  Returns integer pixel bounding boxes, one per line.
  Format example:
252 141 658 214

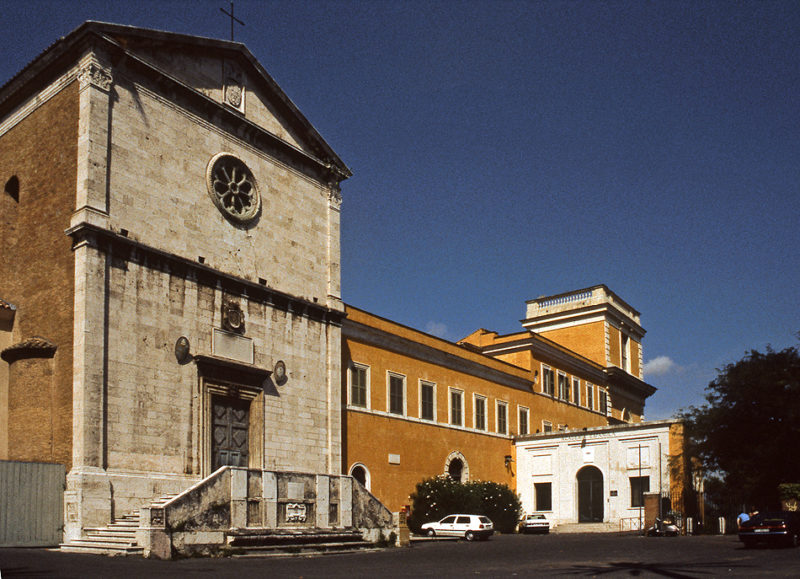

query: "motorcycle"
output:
646 516 679 537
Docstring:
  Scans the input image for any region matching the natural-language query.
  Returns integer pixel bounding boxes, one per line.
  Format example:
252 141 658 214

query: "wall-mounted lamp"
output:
504 455 514 467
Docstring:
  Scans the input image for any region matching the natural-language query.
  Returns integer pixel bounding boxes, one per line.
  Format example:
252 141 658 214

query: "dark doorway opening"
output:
448 458 463 482
577 466 604 522
352 465 367 486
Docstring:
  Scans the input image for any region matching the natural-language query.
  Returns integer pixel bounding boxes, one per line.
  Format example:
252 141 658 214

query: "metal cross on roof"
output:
220 1 245 41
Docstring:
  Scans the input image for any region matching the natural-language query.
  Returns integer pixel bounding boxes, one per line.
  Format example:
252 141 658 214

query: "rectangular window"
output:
558 372 569 401
534 482 552 511
388 373 405 415
450 388 463 426
474 395 486 431
630 476 650 507
518 406 529 436
496 401 508 434
349 364 368 408
622 334 630 372
542 420 553 433
572 378 580 406
420 381 435 421
600 389 609 415
587 383 594 410
542 366 555 396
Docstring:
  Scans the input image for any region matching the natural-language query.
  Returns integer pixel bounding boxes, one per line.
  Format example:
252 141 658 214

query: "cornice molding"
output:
480 336 607 384
343 320 533 393
65 222 344 327
1 336 57 364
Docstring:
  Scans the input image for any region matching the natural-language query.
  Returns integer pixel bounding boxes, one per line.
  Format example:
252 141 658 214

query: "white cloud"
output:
644 355 677 376
425 321 449 339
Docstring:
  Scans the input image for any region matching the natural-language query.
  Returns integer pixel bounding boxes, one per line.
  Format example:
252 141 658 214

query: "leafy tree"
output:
678 340 800 508
407 476 522 534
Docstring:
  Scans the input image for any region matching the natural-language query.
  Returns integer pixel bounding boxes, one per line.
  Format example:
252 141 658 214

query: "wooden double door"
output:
211 395 250 470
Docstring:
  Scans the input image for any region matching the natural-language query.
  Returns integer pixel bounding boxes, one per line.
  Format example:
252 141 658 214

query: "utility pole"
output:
638 444 644 535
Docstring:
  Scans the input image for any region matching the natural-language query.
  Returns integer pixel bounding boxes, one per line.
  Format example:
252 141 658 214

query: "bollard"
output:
718 516 726 535
686 517 693 535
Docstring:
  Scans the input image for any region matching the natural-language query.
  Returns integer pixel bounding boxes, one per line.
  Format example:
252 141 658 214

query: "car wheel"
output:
465 531 475 541
427 529 436 537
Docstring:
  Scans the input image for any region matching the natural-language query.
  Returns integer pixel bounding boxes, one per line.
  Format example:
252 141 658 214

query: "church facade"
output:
1 22 352 543
1 23 684 549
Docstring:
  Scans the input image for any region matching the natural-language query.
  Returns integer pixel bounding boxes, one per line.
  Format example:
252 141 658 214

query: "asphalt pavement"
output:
2 532 799 578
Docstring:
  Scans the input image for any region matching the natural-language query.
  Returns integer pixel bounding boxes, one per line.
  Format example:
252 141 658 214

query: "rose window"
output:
206 153 260 223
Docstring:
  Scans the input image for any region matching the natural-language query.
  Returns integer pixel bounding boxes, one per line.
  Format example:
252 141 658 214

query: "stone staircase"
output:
60 511 143 556
60 492 382 558
60 495 176 556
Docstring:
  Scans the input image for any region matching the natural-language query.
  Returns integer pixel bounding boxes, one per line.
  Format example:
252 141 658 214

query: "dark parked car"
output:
738 511 800 548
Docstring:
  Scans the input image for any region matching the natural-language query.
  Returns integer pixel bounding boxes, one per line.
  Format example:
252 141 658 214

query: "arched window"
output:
349 463 371 490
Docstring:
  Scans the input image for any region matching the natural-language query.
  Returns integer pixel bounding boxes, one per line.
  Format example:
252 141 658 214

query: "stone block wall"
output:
104 58 336 304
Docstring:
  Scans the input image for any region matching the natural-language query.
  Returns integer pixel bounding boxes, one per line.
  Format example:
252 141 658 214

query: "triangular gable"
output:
0 21 350 180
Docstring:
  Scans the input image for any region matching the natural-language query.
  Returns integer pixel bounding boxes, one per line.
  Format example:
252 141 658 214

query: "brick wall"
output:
0 82 79 467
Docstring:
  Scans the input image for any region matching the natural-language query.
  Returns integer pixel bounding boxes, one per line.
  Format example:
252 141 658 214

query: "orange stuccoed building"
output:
343 285 686 528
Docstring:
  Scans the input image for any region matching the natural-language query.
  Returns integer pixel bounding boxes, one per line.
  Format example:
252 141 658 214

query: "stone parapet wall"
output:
139 467 392 558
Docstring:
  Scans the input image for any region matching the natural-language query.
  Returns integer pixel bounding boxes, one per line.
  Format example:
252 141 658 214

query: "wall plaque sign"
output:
286 503 307 523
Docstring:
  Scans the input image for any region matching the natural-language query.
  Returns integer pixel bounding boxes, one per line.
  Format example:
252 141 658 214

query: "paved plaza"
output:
2 532 800 578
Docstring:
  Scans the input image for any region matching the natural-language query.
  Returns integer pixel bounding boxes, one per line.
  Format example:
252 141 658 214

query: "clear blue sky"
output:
2 1 798 420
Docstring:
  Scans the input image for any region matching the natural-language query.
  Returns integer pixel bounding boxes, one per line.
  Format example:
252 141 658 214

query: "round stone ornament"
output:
206 153 260 223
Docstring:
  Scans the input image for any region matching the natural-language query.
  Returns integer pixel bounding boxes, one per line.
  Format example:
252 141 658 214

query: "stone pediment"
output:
0 21 350 182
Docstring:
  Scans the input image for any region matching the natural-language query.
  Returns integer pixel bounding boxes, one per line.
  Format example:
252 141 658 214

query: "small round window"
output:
206 153 260 224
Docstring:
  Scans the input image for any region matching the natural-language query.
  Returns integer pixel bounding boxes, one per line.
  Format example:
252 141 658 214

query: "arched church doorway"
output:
577 466 604 522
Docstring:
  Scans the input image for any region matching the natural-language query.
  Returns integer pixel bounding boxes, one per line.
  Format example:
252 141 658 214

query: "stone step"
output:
67 535 138 546
227 529 364 547
554 522 619 534
60 539 144 556
85 529 138 539
231 540 379 558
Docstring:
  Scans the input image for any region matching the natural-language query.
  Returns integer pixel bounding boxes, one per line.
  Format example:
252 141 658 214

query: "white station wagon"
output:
420 514 494 541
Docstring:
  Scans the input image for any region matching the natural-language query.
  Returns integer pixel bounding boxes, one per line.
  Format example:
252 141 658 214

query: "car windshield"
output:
527 515 545 520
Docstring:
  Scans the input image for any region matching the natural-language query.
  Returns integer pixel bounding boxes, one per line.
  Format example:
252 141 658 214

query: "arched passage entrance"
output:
349 463 371 490
444 451 469 482
576 466 604 522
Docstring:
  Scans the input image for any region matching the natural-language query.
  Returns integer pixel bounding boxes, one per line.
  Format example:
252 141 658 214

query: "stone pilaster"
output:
75 54 113 214
65 234 111 540
65 50 115 541
315 475 330 528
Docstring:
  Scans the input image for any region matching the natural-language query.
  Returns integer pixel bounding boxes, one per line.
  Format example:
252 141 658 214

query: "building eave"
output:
604 367 657 399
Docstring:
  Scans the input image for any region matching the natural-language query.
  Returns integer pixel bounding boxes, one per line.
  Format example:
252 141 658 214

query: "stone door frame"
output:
194 355 270 477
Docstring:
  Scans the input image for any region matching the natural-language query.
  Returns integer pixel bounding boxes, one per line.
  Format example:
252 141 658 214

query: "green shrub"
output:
407 475 522 534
